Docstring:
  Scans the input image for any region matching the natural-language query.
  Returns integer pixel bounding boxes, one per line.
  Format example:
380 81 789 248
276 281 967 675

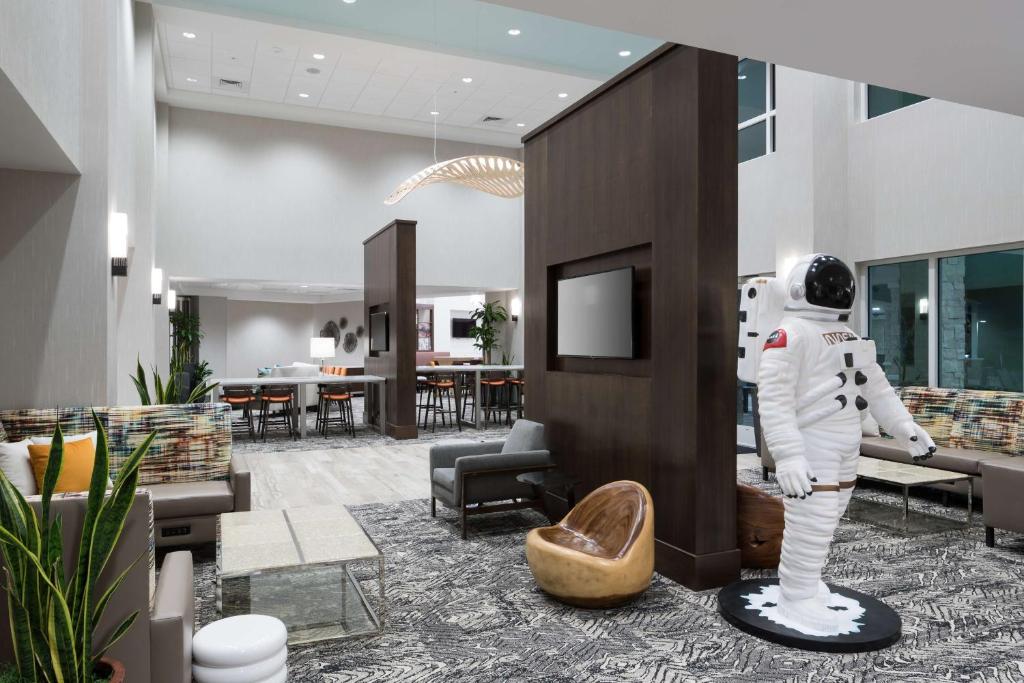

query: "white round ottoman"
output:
192 615 288 683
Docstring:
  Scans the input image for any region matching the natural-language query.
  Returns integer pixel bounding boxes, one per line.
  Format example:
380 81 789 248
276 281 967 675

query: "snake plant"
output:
0 413 155 682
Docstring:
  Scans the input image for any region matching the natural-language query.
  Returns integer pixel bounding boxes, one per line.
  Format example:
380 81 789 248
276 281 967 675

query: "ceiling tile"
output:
211 63 252 83
256 41 299 61
167 40 210 62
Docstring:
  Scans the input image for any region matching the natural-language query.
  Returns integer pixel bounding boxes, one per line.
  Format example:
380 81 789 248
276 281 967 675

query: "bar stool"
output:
506 375 525 424
221 386 257 442
319 384 355 437
259 386 296 441
480 373 508 426
426 369 460 432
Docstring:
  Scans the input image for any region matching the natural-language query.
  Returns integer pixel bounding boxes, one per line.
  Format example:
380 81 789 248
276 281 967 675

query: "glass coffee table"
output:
217 505 384 645
856 457 973 522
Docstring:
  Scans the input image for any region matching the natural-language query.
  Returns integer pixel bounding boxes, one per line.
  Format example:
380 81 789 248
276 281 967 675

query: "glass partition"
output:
868 260 929 386
939 249 1024 391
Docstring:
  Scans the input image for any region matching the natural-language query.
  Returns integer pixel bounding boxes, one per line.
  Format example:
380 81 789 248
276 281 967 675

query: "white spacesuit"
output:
750 254 936 635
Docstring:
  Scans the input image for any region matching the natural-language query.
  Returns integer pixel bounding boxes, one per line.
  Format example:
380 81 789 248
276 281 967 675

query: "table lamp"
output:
310 337 335 369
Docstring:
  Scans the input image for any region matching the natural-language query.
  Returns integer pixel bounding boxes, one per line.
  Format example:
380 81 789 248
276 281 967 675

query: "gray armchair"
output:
430 419 554 538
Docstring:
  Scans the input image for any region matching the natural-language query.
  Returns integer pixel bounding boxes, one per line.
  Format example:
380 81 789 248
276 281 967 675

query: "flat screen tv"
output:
369 311 389 352
557 266 634 359
451 317 475 339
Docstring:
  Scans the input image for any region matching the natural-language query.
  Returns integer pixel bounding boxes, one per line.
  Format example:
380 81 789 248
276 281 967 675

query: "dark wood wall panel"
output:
524 44 740 590
364 219 417 439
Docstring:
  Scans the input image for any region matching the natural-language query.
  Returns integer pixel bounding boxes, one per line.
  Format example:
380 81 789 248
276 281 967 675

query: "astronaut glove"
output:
891 421 937 462
775 456 816 499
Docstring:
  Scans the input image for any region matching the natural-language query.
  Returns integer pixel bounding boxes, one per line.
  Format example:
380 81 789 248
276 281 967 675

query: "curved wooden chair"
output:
736 483 784 569
526 480 654 608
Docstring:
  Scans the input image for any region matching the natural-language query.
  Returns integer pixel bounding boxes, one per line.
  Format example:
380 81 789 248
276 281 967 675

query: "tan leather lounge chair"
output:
526 480 654 608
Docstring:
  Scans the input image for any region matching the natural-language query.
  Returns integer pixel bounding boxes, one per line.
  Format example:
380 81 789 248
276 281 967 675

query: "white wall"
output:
197 297 369 378
0 0 81 169
738 66 1024 281
0 0 157 410
159 108 524 292
419 295 485 357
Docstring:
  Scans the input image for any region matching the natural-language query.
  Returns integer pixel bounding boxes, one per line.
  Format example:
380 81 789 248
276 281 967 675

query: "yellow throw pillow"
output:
27 438 97 493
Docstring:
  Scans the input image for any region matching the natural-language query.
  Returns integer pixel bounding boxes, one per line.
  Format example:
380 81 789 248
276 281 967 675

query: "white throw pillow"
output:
861 413 881 437
0 440 39 496
30 430 98 451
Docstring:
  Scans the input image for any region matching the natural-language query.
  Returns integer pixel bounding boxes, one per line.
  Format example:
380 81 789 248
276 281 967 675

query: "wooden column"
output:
363 219 417 439
523 44 740 590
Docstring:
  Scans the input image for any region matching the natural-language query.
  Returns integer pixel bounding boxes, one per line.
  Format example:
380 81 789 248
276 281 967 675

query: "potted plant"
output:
469 300 508 365
130 357 219 405
0 416 156 682
169 309 204 400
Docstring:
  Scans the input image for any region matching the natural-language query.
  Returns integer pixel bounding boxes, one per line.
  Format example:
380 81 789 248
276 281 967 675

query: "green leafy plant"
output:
469 301 508 364
0 415 156 682
168 310 203 370
192 360 213 392
130 358 218 405
500 351 516 366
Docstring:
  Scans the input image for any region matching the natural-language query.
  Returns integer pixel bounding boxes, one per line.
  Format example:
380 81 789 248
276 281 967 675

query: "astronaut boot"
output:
777 491 843 635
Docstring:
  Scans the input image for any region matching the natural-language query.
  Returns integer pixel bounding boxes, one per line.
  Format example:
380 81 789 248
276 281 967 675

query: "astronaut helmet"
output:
783 253 856 319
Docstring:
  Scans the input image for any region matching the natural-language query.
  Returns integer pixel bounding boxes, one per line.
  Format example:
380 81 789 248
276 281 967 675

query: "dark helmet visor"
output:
805 255 855 310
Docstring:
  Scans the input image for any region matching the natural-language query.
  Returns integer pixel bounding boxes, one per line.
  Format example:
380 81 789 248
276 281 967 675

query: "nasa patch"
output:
764 329 787 350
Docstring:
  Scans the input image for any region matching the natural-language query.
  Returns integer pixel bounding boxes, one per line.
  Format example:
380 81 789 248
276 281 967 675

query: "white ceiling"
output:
172 278 503 304
154 5 605 147
487 0 1024 119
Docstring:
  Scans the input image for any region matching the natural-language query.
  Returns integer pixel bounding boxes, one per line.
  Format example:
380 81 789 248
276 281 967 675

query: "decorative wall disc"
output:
384 155 524 205
339 317 348 330
356 325 365 338
343 332 358 353
320 320 341 348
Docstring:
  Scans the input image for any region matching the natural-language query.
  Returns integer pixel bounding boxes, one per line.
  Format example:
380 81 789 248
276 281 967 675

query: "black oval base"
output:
717 578 901 653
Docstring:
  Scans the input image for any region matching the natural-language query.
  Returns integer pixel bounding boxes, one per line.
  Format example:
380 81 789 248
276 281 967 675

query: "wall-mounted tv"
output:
451 317 475 339
369 311 389 352
557 266 634 359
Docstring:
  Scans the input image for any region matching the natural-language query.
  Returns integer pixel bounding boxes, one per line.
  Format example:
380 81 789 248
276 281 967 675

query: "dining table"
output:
213 374 387 438
415 364 524 429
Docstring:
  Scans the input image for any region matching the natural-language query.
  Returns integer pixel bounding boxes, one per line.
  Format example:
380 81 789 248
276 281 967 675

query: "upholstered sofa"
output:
757 386 1024 545
0 492 194 683
0 403 250 547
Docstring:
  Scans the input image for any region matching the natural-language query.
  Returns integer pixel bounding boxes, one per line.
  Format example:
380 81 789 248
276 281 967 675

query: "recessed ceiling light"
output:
300 285 309 288
557 92 568 99
738 74 747 80
182 31 196 39
618 50 632 57
430 111 440 116
462 76 473 84
342 0 357 4
516 123 525 127
186 77 198 83
313 53 325 60
507 28 521 36
299 92 310 98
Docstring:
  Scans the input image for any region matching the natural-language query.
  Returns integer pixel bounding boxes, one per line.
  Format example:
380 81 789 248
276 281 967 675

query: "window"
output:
866 84 928 119
867 260 929 386
738 59 775 163
939 249 1023 391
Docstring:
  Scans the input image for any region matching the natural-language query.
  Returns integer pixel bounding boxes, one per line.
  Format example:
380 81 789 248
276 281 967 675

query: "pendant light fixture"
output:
383 1 524 205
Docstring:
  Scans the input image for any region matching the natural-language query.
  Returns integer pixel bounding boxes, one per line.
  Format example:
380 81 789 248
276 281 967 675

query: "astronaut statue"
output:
737 253 936 637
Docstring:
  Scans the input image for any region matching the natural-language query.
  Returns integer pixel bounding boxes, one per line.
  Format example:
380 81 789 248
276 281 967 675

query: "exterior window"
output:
866 85 928 119
939 249 1024 391
738 59 775 163
868 261 929 387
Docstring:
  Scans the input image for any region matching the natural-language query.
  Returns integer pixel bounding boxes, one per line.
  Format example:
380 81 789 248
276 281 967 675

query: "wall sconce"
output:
918 297 929 320
151 267 163 304
510 296 522 323
109 212 128 277
167 289 177 310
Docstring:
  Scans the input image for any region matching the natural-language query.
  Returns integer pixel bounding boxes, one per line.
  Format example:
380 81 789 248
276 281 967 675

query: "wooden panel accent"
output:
736 484 784 569
363 219 417 439
524 44 740 590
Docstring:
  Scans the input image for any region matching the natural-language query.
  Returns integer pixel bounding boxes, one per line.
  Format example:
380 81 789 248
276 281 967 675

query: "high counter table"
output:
213 374 387 438
416 364 524 429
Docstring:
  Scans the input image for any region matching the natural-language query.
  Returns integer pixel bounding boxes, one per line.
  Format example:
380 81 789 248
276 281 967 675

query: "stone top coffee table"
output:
217 505 384 645
856 457 973 522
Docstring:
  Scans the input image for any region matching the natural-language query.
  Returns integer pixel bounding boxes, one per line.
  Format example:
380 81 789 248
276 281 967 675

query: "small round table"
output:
517 471 581 509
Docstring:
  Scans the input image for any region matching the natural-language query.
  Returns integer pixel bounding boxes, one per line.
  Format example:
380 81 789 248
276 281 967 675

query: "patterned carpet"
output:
184 463 1024 682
